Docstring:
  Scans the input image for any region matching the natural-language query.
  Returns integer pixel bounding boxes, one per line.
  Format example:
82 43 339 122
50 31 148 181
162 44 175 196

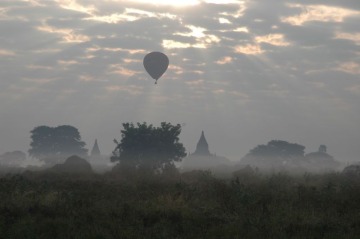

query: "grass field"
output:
0 169 360 239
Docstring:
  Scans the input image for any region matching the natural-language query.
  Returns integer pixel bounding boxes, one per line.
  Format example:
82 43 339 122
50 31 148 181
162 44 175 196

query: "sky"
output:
0 0 359 162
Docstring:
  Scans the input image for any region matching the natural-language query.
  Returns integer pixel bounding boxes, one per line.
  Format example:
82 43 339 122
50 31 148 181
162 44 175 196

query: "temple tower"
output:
90 139 101 157
182 130 230 170
193 131 211 156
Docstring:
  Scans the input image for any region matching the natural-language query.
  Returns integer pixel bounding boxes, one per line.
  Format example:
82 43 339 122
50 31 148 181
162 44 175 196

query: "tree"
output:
111 122 186 172
305 145 339 170
28 125 88 163
241 140 305 167
318 145 327 153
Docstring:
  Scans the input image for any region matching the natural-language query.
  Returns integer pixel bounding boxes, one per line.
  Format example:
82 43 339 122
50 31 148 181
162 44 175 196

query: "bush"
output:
1 171 360 238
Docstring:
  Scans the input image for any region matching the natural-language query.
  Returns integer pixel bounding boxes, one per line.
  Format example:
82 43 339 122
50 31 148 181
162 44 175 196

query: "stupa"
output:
182 131 230 170
91 139 101 157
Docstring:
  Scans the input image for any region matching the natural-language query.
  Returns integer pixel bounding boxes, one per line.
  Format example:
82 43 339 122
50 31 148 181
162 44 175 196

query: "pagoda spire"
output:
193 131 211 156
90 139 101 157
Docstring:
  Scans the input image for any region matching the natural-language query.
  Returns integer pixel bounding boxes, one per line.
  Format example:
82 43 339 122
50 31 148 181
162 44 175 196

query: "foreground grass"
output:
0 170 360 239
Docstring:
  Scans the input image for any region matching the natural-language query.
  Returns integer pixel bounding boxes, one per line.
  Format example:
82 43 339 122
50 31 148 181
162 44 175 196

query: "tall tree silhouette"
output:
111 122 186 172
241 140 305 166
29 125 88 163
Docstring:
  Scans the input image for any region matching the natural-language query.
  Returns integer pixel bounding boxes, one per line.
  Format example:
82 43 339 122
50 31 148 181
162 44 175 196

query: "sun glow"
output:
130 0 243 6
131 0 200 6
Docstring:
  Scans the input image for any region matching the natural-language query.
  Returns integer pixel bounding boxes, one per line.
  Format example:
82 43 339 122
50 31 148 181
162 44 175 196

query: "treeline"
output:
0 122 346 174
239 140 340 173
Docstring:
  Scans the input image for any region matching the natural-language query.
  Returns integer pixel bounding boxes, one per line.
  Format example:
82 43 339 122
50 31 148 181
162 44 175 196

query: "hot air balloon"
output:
143 52 169 84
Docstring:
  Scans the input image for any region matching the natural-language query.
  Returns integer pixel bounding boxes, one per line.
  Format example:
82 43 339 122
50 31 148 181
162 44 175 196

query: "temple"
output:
193 131 211 156
90 139 101 157
182 131 230 170
88 139 112 173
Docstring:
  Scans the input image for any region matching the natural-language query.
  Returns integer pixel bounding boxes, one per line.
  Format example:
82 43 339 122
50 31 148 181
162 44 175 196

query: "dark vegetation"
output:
1 170 360 238
241 140 339 172
28 125 88 165
111 122 186 173
2 122 358 238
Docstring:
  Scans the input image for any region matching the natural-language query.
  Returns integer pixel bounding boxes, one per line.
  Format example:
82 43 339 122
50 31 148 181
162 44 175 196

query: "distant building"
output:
304 145 339 171
91 139 101 157
88 139 112 173
182 131 230 170
193 131 211 156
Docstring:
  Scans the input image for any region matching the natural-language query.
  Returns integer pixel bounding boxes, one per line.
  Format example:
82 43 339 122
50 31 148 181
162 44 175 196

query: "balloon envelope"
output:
143 52 169 80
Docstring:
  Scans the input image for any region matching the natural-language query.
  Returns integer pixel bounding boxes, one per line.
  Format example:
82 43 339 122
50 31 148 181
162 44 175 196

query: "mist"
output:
1 0 360 164
0 124 354 176
1 0 360 237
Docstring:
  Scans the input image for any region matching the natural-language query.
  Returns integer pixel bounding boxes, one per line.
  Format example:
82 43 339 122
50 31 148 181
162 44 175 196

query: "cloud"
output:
37 23 91 43
346 85 360 95
335 32 360 45
337 62 360 75
166 25 221 49
281 4 360 26
216 56 233 65
0 49 16 56
255 34 291 46
108 64 140 77
55 0 95 15
130 0 200 6
235 44 264 55
1 0 360 160
22 77 57 84
105 84 144 95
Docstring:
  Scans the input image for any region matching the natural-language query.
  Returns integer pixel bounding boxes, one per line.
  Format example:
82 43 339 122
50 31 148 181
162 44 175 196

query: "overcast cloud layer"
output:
0 0 359 162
